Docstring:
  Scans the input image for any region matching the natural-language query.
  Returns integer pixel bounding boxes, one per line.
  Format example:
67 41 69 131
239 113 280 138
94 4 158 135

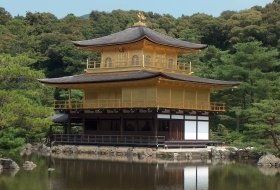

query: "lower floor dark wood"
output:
51 110 215 147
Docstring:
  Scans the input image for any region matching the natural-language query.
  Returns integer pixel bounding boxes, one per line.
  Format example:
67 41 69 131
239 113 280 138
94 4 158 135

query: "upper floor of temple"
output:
73 25 207 74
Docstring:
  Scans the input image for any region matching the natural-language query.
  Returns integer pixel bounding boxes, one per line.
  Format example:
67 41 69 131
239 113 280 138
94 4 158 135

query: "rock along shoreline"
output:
21 143 269 164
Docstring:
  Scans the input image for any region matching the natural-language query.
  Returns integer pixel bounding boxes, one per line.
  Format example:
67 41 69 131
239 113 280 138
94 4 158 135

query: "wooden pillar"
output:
82 114 85 134
63 123 67 134
67 122 71 134
120 115 124 136
68 89 72 109
154 114 158 137
67 114 71 134
142 53 145 68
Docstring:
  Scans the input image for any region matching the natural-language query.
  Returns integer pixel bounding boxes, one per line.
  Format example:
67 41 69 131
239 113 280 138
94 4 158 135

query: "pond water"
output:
0 156 279 190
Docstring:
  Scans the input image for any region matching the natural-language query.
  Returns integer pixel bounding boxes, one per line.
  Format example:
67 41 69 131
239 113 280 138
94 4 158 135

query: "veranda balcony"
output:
54 99 225 112
85 58 193 75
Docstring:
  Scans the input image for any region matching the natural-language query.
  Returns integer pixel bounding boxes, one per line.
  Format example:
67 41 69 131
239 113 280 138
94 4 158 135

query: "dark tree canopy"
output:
0 0 280 153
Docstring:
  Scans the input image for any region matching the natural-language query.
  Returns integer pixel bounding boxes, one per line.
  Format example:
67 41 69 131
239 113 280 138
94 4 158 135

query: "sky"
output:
0 0 273 18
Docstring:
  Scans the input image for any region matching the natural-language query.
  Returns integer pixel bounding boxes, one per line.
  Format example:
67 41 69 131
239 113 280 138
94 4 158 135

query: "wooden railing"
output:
86 58 192 74
54 100 83 109
54 99 225 112
210 102 226 112
51 134 165 147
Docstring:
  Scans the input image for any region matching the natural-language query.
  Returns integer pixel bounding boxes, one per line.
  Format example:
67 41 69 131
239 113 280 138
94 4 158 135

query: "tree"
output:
0 7 12 25
214 41 279 108
0 54 52 145
246 100 280 152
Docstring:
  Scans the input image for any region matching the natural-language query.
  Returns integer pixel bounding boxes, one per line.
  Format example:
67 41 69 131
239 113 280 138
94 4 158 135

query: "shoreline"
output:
30 144 261 164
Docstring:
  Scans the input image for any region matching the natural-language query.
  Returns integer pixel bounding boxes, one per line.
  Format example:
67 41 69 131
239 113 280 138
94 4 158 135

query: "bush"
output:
0 127 26 158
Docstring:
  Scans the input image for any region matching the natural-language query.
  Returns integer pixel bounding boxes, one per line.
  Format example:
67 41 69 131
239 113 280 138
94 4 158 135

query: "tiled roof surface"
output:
73 26 207 49
39 70 240 86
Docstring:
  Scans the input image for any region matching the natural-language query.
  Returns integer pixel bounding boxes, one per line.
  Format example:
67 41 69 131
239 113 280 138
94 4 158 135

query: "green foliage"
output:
245 99 280 152
0 7 12 25
0 128 25 159
0 2 280 155
0 53 52 157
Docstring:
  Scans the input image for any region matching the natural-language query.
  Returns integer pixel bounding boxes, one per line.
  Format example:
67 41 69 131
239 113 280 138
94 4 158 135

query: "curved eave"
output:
72 26 207 50
73 36 207 51
38 74 159 85
159 73 240 88
38 71 240 89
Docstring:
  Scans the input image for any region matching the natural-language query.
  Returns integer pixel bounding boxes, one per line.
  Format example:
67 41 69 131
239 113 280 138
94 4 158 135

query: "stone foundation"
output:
26 143 266 164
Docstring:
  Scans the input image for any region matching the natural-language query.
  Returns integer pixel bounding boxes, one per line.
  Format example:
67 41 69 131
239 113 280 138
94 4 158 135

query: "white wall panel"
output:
185 115 196 120
171 114 184 119
197 121 209 140
157 114 170 119
198 116 209 121
184 121 196 140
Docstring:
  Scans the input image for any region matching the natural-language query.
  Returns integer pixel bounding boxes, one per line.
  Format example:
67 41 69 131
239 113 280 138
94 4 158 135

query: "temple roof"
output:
39 70 240 87
73 26 207 50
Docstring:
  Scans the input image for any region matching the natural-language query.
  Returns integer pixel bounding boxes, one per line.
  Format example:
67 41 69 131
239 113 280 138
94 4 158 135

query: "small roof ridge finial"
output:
133 12 147 27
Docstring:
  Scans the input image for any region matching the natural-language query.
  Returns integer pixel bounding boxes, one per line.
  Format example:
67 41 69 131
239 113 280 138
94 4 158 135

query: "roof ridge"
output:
73 26 207 49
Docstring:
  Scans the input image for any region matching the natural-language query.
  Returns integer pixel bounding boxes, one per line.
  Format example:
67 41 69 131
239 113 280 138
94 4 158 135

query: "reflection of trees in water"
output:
53 160 211 190
1 157 279 190
209 164 280 190
54 159 188 190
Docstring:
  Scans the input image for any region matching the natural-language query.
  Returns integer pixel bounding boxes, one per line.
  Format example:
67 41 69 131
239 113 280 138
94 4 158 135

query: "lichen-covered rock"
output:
51 145 63 154
185 153 192 160
0 163 3 173
22 161 37 171
258 154 280 167
145 148 153 156
62 145 78 154
137 152 145 160
99 148 109 155
109 147 117 156
20 143 33 156
126 147 133 157
211 147 230 159
0 158 20 170
77 146 98 154
37 144 51 154
200 152 208 160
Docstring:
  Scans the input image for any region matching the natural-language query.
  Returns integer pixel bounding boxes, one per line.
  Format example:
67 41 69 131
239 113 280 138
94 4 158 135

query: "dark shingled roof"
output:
39 70 240 87
52 113 69 123
73 26 207 49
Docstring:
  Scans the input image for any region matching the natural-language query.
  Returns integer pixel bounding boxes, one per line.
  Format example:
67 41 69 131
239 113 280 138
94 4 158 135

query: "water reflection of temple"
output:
52 159 208 190
184 166 208 190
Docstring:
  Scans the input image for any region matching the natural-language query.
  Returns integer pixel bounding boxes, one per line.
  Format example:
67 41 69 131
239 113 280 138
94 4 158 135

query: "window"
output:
118 52 128 66
168 58 173 69
104 57 112 68
145 55 152 66
131 55 139 65
155 54 165 67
